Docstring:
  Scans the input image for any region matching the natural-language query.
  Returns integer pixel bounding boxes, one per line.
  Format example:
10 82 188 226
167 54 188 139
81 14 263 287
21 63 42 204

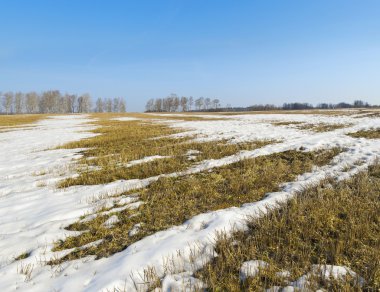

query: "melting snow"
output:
0 112 379 291
240 260 269 280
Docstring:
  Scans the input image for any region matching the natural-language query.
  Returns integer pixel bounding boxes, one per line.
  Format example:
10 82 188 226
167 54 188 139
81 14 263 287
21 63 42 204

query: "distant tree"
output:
145 98 154 112
78 93 92 113
204 98 211 110
66 94 77 113
336 102 352 109
154 98 163 112
195 97 204 110
105 98 113 112
172 94 180 112
180 96 188 112
189 96 194 111
95 97 104 113
3 92 14 114
212 98 220 109
14 92 24 114
353 100 365 108
118 98 126 112
317 103 329 109
39 90 60 113
113 97 120 112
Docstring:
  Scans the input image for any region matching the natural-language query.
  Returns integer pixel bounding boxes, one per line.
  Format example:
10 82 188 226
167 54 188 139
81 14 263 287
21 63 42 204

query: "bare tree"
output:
204 98 211 110
78 93 92 113
145 98 154 112
180 96 188 112
95 97 104 113
66 94 77 113
189 96 194 111
14 92 24 114
154 98 162 112
0 90 128 114
212 98 220 109
105 98 112 112
172 95 180 112
3 92 14 114
40 90 60 113
25 92 39 113
113 98 120 113
118 98 126 112
195 97 204 110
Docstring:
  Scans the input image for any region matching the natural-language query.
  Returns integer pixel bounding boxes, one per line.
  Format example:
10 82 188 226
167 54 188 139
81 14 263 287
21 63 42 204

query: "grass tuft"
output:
14 251 31 261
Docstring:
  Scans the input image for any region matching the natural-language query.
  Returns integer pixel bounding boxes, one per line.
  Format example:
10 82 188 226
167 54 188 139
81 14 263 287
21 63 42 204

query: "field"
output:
0 110 379 291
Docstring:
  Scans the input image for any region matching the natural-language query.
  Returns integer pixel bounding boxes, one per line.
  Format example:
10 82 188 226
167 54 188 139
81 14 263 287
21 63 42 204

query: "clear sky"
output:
1 0 379 111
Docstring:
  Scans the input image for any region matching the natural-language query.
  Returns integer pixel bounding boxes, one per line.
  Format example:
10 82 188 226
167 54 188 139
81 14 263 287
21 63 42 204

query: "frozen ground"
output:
0 112 379 291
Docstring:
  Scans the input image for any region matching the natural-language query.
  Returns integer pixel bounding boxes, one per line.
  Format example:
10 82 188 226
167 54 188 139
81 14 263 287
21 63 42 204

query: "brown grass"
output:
195 163 380 291
271 121 303 126
59 114 272 187
0 114 46 129
51 148 341 263
348 128 380 139
297 123 351 132
271 120 352 132
354 111 380 119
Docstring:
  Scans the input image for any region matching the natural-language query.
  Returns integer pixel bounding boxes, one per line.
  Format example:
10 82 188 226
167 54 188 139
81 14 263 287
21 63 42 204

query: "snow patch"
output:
240 260 269 280
103 215 119 228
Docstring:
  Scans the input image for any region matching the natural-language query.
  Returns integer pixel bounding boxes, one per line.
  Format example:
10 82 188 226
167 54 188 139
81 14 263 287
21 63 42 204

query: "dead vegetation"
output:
58 114 272 187
353 111 380 118
51 147 341 263
348 128 380 139
271 121 303 126
14 251 31 261
0 114 46 130
271 120 351 132
274 122 350 132
194 163 380 291
298 123 351 132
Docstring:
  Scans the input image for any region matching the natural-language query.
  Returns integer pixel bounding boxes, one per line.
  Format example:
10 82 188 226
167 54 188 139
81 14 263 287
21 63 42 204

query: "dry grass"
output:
59 114 272 187
348 128 380 139
354 111 380 119
51 148 341 263
271 121 303 126
271 120 351 132
0 114 46 129
195 163 380 291
297 123 351 132
14 251 31 261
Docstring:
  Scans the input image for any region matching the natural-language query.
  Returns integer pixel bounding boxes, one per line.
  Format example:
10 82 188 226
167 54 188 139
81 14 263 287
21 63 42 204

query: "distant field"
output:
0 110 379 291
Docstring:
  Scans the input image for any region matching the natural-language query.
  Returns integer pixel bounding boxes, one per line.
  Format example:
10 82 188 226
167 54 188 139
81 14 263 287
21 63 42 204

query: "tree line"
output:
213 100 375 112
145 95 377 113
145 94 221 112
207 100 376 112
0 90 126 114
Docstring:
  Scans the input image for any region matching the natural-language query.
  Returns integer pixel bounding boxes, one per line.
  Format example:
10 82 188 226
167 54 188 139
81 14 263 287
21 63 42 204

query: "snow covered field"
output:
0 112 379 291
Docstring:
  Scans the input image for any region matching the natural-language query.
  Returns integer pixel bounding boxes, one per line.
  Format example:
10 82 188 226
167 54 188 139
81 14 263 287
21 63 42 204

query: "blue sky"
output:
1 0 379 111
